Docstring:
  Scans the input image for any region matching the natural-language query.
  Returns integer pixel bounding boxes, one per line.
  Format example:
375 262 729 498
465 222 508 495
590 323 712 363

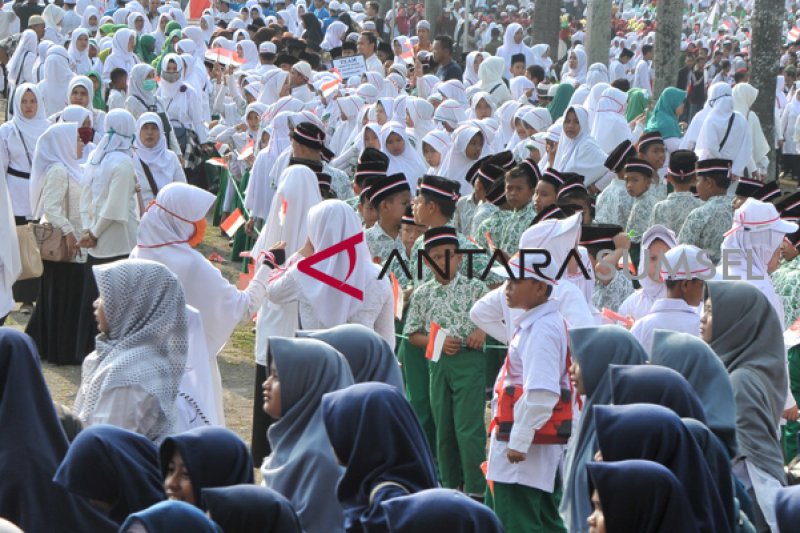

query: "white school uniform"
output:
486 298 572 491
630 297 701 354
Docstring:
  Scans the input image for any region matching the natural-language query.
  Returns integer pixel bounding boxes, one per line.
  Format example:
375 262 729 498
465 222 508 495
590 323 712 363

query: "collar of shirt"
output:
368 222 401 243
512 297 560 332
649 297 699 314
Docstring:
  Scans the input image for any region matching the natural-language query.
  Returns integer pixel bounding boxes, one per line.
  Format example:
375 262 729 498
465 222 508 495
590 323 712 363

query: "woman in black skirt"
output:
25 123 88 364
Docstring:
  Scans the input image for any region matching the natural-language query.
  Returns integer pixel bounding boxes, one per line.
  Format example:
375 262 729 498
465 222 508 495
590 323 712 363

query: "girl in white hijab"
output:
329 95 365 154
64 76 107 142
42 4 66 45
406 97 436 146
0 83 50 225
422 129 452 174
262 199 394 343
157 54 209 148
732 83 770 176
68 29 93 75
237 40 259 71
199 14 215 44
245 111 298 221
478 56 512 107
32 40 53 84
552 105 608 187
531 43 552 76
6 30 39 108
618 225 677 320
127 12 150 34
497 100 522 148
585 81 611 128
696 82 753 178
561 47 588 86
259 69 290 105
102 28 139 84
132 113 186 206
36 47 74 116
73 259 189 443
150 13 171 50
496 22 534 78
434 99 468 132
590 87 632 154
80 6 100 35
438 124 484 195
416 74 439 100
321 21 347 50
464 51 488 87
380 121 428 193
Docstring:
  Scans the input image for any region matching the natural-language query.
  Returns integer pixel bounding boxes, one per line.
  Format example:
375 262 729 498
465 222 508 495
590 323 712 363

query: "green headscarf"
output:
153 28 182 72
165 21 182 35
136 34 157 64
645 87 686 139
87 71 107 112
625 88 650 123
98 23 128 37
547 83 575 121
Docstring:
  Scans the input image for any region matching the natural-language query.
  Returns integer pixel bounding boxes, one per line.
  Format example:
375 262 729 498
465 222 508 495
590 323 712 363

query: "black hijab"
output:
594 404 731 533
587 460 700 533
321 383 438 531
609 364 708 422
53 424 164 525
301 13 323 47
380 489 504 533
159 426 254 510
202 485 302 533
0 328 115 532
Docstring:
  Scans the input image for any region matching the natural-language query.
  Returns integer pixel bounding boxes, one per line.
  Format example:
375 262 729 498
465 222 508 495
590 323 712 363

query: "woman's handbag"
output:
15 224 43 280
31 222 70 262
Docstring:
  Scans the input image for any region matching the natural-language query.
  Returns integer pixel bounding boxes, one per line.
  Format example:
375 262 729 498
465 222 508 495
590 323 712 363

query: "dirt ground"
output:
5 221 259 444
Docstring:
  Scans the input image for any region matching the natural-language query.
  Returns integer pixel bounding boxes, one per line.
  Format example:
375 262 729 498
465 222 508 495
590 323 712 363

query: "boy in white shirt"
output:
485 223 574 533
630 244 710 353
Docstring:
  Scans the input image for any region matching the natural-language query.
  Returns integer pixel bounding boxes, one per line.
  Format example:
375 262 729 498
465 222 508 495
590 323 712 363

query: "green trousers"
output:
397 338 437 452
429 347 486 495
783 345 800 462
211 165 230 227
487 481 566 533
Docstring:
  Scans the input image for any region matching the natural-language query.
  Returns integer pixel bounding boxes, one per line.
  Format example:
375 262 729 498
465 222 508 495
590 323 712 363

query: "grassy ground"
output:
5 221 259 444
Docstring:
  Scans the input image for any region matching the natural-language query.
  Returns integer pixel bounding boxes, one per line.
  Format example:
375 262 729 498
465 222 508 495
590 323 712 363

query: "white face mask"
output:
162 71 180 83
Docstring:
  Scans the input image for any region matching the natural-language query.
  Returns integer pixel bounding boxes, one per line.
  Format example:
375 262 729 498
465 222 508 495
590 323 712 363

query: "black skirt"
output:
25 260 86 365
73 254 128 361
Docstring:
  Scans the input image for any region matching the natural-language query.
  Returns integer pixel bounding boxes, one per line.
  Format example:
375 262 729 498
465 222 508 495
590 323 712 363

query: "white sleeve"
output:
373 282 397 346
470 285 509 344
508 390 559 452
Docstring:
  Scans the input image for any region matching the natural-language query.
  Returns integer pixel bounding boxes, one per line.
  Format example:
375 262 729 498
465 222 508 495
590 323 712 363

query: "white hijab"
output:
107 28 138 71
29 123 83 219
8 30 38 85
552 105 608 186
10 83 50 165
157 53 185 100
134 112 175 185
36 47 74 116
422 129 452 174
67 29 93 75
406 96 435 141
696 82 752 174
590 87 632 153
732 83 770 166
380 121 427 193
438 124 482 195
329 95 365 154
478 56 512 107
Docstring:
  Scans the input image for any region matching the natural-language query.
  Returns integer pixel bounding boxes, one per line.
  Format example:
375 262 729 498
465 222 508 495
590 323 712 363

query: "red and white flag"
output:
790 26 800 42
390 272 403 320
278 195 289 225
221 208 245 237
425 322 448 362
207 157 228 168
205 47 245 66
237 138 255 161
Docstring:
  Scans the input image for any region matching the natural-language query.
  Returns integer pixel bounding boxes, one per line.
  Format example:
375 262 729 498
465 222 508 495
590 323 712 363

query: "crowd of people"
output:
4 0 800 531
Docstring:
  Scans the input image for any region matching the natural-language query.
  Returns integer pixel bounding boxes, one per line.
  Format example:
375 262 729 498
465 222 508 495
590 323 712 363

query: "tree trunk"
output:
425 0 442 36
585 0 612 66
750 0 782 177
652 0 683 100
533 0 561 63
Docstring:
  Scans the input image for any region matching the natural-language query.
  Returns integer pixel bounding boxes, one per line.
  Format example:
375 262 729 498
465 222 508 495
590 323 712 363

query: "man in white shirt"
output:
289 60 315 103
357 30 384 73
630 244 708 353
62 0 81 36
633 44 654 96
609 48 633 83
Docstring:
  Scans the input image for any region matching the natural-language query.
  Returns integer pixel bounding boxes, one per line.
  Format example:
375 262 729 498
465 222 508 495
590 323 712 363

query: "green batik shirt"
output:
592 269 635 312
626 187 660 244
678 195 733 265
476 203 536 256
469 202 500 239
366 223 410 287
409 230 500 288
325 163 354 202
403 272 488 340
595 179 634 228
455 194 479 235
649 192 703 236
771 256 800 328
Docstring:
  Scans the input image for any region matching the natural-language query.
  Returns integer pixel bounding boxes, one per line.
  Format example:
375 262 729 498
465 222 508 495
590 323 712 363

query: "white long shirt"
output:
486 298 571 492
629 297 701 354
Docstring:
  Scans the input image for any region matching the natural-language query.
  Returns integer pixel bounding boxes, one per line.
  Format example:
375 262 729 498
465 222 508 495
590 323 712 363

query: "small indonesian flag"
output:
208 157 228 168
602 307 634 328
279 195 288 226
320 73 342 99
399 40 414 63
205 47 245 66
221 208 245 237
237 260 255 290
390 272 404 320
237 138 255 161
790 26 800 42
425 322 449 362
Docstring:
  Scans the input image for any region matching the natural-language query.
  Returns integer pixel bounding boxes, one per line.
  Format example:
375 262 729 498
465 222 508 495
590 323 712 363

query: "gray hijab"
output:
296 324 404 389
706 281 787 484
262 337 354 533
560 325 649 533
651 330 738 456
